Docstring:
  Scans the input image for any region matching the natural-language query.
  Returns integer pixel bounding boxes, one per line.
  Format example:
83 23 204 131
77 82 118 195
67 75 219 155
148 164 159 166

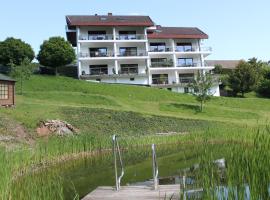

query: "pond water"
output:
60 143 231 199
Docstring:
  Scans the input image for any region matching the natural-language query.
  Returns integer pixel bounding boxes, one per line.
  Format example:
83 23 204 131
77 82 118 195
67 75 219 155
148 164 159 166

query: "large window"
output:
176 43 192 52
120 64 138 74
89 48 108 57
0 83 8 100
119 47 137 56
119 31 136 40
88 31 106 40
152 74 168 84
89 65 108 75
178 58 194 67
179 73 194 83
150 43 166 52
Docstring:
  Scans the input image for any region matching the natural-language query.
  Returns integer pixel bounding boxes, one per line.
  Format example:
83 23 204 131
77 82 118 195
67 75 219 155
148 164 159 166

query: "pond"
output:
12 139 270 200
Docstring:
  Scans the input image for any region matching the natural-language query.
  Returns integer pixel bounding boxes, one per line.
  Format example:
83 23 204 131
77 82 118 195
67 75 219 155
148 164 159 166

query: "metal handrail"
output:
152 144 159 190
113 135 124 191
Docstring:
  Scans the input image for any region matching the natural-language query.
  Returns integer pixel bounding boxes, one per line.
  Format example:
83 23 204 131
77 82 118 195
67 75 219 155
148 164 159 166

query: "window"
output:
176 43 192 52
179 73 194 83
150 43 166 52
88 31 106 40
152 74 168 84
178 58 193 67
119 31 136 40
130 78 135 81
89 65 108 75
120 64 138 74
119 47 137 56
0 83 8 100
89 48 108 57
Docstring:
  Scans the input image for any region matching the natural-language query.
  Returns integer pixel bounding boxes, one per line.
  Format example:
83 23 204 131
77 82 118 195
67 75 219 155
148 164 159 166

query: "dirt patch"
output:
37 120 79 137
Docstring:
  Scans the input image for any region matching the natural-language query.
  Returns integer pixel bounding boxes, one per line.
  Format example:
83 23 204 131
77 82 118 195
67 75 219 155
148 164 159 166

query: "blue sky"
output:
1 0 269 61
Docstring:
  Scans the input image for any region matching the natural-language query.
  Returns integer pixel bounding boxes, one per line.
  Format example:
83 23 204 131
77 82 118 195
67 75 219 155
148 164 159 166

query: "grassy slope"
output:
0 75 269 139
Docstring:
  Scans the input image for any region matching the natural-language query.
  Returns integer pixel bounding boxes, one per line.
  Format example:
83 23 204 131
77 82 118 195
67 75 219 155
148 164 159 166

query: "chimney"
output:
108 12 113 16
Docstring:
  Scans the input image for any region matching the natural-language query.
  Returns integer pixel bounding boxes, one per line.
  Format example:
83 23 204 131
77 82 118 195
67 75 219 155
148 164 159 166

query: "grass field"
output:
0 75 270 199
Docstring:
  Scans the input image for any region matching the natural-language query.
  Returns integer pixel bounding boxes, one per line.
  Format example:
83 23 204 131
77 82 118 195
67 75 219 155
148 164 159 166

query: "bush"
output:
257 79 270 98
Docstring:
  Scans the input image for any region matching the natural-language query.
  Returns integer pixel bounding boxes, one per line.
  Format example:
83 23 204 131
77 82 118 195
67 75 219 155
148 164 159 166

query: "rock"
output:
36 120 78 137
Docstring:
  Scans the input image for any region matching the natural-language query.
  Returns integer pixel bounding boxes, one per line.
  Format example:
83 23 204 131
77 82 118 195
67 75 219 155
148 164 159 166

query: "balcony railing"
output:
149 46 173 52
118 50 148 57
177 62 202 67
79 34 114 40
151 60 174 68
116 34 146 40
80 51 114 58
175 46 212 52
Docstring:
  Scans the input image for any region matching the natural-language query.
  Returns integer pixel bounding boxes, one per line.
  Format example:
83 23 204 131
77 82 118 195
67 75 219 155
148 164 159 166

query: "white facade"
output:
67 23 220 96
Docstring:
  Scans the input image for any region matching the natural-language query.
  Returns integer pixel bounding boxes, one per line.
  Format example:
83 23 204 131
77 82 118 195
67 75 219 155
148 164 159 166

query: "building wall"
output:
0 81 15 106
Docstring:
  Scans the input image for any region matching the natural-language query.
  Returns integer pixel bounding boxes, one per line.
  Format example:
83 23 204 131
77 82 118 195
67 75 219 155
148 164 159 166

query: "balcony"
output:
176 62 202 68
149 46 173 52
175 46 212 52
118 50 148 57
79 51 114 58
151 60 174 68
79 34 114 41
116 34 146 40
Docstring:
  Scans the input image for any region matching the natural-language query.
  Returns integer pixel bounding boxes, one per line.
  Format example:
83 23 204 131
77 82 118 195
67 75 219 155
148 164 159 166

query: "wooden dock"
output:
82 185 180 200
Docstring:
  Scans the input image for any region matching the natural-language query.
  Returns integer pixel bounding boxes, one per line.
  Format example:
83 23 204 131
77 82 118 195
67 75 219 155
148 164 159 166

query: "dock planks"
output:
82 184 180 200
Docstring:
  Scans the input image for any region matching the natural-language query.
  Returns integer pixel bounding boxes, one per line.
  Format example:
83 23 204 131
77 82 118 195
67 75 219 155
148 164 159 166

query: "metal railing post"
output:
112 135 124 191
152 144 159 190
113 135 119 190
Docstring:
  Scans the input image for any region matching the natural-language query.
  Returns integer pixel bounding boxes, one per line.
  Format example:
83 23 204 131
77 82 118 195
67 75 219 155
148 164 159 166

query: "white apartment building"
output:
66 13 220 96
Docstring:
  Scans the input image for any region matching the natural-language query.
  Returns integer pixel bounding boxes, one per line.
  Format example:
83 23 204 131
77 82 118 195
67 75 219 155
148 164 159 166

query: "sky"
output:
1 0 270 61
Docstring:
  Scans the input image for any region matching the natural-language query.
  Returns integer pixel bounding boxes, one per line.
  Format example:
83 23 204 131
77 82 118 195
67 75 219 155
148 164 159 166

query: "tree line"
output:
0 37 76 94
214 58 270 98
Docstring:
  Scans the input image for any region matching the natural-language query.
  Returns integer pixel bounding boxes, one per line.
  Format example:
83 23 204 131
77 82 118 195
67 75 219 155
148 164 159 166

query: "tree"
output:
213 64 223 74
10 58 34 95
189 71 213 112
37 37 75 75
0 37 34 66
257 68 270 98
228 61 257 97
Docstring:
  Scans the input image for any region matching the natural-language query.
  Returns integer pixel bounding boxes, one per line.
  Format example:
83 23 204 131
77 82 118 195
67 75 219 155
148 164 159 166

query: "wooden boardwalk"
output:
82 185 180 200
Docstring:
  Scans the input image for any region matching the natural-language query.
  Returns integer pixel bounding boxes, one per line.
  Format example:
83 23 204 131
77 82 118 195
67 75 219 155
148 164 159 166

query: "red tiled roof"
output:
66 15 155 27
147 26 208 39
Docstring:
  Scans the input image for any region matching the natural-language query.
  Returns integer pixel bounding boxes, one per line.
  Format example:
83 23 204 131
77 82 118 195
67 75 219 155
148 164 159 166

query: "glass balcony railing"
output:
79 34 114 40
116 34 146 40
177 62 201 67
119 68 138 75
149 46 173 52
175 46 212 52
118 50 147 57
151 60 174 68
79 51 114 58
